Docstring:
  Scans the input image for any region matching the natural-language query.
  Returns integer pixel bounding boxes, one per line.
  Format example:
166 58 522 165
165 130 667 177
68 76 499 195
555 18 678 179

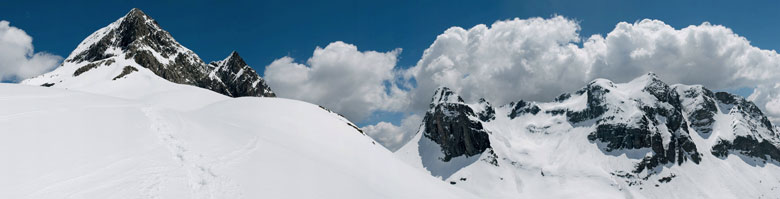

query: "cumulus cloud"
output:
264 41 409 122
0 20 62 82
361 114 422 151
591 19 780 88
405 16 598 110
749 83 780 124
267 16 780 150
406 16 780 124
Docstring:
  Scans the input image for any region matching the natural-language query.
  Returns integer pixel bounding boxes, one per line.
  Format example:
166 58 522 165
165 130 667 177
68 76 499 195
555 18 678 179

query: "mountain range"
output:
3 8 780 199
396 73 780 198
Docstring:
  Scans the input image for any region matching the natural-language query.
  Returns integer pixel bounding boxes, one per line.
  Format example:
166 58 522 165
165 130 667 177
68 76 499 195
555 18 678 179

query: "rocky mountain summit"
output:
397 73 780 198
23 8 274 97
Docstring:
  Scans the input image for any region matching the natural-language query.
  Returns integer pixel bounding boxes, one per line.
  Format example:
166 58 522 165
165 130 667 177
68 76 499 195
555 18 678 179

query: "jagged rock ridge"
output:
23 8 275 97
566 74 702 174
397 73 780 198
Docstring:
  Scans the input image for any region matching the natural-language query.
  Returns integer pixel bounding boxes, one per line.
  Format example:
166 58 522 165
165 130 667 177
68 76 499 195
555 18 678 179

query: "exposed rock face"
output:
508 100 540 119
208 51 275 97
709 92 780 162
674 85 718 135
29 8 275 97
402 73 780 197
476 98 496 122
568 74 702 174
423 87 492 161
415 73 780 178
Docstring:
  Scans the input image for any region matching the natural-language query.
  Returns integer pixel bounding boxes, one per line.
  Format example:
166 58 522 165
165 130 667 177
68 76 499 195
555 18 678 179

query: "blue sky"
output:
2 0 779 128
3 0 780 73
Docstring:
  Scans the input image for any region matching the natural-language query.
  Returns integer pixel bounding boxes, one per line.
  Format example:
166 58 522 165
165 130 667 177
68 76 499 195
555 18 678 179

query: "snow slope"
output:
0 83 472 199
397 73 780 198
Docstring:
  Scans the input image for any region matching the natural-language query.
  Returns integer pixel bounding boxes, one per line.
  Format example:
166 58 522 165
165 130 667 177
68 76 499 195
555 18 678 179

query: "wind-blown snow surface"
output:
0 83 471 199
397 74 780 198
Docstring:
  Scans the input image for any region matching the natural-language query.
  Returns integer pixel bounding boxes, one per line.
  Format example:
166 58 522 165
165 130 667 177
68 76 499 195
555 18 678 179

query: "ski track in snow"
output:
142 107 241 199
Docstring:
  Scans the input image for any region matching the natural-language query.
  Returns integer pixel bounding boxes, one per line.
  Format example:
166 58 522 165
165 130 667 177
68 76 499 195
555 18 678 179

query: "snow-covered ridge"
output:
22 8 275 98
398 72 780 198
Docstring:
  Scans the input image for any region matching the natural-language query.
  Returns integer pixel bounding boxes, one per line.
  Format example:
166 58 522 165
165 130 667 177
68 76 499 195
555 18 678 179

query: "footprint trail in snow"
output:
142 107 240 199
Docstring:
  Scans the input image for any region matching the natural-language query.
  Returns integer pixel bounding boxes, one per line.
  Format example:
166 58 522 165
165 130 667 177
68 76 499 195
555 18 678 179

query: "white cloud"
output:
0 20 62 82
266 17 780 150
405 16 599 111
749 83 780 124
263 41 409 122
591 19 780 88
406 16 780 123
362 114 422 151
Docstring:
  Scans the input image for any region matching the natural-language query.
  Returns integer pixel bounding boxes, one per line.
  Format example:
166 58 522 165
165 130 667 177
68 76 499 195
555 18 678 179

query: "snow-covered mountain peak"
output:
23 8 275 98
398 73 780 198
66 7 185 64
216 51 241 64
210 51 245 71
586 78 616 89
633 72 661 83
430 87 465 106
207 51 276 97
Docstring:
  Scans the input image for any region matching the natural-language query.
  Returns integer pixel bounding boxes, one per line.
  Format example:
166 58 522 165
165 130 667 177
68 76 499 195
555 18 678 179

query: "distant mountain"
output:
22 8 275 97
396 73 780 198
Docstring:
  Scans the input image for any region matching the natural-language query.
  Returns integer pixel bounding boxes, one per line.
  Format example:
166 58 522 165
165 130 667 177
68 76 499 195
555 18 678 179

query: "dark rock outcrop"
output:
207 51 275 97
711 136 780 163
566 79 611 123
508 100 540 119
423 87 492 161
112 66 138 80
477 98 496 122
575 74 702 174
709 92 780 162
674 85 718 135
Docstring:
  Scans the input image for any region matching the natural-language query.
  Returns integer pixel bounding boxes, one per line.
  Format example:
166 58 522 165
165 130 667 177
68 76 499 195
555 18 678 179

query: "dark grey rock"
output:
579 75 702 174
423 87 492 162
112 66 138 80
208 51 275 97
508 100 540 119
477 98 496 122
566 80 611 123
676 86 718 135
710 92 780 162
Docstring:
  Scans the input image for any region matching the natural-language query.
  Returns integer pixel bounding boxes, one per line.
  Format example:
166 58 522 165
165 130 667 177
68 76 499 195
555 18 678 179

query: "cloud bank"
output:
361 114 422 151
0 21 61 82
265 16 780 150
264 41 409 121
407 16 780 112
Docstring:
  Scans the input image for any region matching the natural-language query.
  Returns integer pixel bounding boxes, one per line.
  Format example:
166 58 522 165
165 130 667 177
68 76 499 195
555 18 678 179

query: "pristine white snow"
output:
397 74 780 198
0 83 472 199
